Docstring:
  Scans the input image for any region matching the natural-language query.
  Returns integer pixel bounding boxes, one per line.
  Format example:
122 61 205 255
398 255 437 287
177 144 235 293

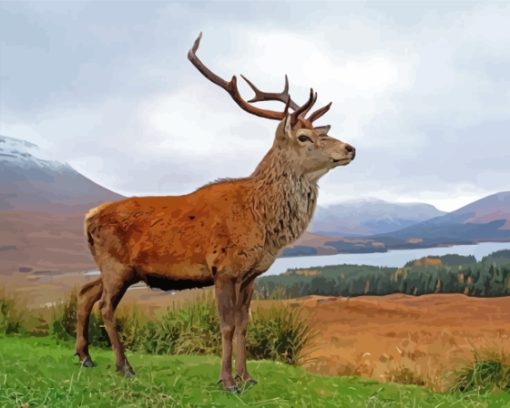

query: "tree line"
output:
255 250 510 299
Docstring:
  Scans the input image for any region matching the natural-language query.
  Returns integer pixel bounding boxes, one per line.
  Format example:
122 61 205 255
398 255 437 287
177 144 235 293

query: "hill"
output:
310 199 445 236
448 191 510 228
375 191 510 244
287 192 510 255
0 135 122 275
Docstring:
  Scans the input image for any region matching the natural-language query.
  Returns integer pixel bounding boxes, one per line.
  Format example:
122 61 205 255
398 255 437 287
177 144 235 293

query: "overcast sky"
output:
1 1 509 212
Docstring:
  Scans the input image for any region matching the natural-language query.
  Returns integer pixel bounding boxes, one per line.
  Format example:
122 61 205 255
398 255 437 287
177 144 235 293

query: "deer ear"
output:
314 125 331 135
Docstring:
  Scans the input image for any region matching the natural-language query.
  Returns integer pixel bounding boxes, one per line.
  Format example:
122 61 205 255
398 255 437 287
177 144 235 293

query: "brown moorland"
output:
292 294 510 391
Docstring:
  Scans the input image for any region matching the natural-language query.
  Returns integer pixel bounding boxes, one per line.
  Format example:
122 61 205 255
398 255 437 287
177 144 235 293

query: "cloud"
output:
1 1 509 212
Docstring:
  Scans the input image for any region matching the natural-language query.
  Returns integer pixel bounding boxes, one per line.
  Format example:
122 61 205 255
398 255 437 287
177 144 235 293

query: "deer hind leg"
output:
98 262 136 377
214 277 238 392
234 279 256 385
75 278 103 367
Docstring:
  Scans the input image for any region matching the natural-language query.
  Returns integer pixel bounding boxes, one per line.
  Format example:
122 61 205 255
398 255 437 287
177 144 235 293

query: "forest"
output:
255 250 510 299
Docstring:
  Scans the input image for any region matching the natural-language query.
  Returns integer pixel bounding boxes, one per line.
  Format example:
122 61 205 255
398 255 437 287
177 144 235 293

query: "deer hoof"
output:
216 378 239 393
124 370 136 379
224 385 240 394
235 374 257 385
118 365 136 378
81 356 96 368
245 378 257 386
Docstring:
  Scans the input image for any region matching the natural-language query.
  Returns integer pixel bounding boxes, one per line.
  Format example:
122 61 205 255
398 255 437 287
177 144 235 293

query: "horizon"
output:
1 2 510 212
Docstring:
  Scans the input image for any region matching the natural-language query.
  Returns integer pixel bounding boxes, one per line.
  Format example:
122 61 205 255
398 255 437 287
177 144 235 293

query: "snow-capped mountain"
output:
0 135 69 170
0 135 122 212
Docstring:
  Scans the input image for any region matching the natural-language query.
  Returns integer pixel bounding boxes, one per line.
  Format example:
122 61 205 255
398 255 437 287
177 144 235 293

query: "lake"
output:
83 242 510 278
265 242 510 275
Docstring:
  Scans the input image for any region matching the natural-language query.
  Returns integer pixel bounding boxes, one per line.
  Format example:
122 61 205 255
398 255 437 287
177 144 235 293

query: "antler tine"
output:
188 32 229 89
307 102 333 123
188 33 287 120
300 91 318 118
283 95 292 116
291 88 317 123
240 74 300 111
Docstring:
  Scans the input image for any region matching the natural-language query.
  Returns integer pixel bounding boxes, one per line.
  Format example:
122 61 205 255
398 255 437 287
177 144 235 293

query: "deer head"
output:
188 33 355 182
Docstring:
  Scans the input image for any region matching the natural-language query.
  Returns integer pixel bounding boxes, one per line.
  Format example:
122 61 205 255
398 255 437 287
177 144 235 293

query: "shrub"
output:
50 290 148 349
116 306 148 351
86 309 112 348
451 350 510 392
38 289 316 366
172 295 221 355
0 289 25 335
386 367 425 386
143 294 220 355
144 296 315 365
247 303 315 365
50 290 78 341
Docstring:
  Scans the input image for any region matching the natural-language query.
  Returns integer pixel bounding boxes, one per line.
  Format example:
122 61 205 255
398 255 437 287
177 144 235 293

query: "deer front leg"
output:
235 279 256 385
214 277 237 392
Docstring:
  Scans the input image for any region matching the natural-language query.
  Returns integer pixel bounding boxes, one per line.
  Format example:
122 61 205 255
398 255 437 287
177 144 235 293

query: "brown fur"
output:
76 101 354 390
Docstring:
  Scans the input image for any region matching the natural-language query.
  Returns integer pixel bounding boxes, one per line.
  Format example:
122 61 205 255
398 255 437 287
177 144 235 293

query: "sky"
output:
1 1 509 212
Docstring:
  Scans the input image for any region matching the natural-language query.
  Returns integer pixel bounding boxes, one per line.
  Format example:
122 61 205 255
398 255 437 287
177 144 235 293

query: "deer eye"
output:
298 135 312 143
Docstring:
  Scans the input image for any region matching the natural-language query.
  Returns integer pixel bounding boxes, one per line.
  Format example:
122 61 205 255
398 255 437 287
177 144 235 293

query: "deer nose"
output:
345 144 356 157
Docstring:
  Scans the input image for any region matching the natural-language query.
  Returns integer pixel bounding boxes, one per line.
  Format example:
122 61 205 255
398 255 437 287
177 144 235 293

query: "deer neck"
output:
250 148 318 251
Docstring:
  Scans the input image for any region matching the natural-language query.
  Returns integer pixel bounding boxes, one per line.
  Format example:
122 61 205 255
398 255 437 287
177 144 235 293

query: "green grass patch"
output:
1 337 509 407
451 350 510 393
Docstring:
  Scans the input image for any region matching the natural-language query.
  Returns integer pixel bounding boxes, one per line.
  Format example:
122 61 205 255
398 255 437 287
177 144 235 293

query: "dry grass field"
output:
292 294 510 391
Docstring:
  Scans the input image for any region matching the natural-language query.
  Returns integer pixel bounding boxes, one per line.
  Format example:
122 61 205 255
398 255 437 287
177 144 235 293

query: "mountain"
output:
287 193 510 255
439 192 510 229
309 198 445 236
0 135 122 212
377 192 510 244
0 135 122 275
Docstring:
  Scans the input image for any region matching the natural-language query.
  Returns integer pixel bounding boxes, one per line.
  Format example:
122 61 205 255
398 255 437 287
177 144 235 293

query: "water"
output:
82 242 510 277
265 242 510 275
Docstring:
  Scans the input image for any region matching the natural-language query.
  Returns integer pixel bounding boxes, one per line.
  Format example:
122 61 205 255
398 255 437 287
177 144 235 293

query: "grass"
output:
452 350 510 393
0 288 26 335
247 304 316 365
1 337 510 407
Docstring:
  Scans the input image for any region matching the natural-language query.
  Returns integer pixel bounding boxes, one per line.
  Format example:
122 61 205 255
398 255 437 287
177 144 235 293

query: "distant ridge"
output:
310 199 445 236
444 191 510 229
380 191 510 242
290 192 510 256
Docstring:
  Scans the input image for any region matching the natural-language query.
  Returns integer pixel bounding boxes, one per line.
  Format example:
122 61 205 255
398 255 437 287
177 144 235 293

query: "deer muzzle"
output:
331 143 356 166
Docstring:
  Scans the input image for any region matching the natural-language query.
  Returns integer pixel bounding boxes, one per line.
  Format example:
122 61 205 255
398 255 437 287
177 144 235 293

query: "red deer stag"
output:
75 33 355 392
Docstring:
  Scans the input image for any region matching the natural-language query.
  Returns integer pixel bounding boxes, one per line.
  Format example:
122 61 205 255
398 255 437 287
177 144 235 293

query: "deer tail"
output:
84 202 112 256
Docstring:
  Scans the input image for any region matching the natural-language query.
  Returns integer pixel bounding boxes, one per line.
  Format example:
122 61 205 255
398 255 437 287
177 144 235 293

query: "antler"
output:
240 74 299 111
187 33 332 125
308 102 332 123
